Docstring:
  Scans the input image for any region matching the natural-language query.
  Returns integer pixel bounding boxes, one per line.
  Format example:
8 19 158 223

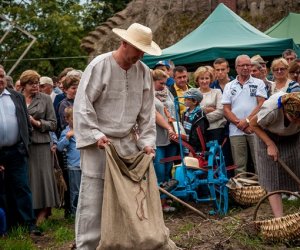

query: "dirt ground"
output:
29 199 300 250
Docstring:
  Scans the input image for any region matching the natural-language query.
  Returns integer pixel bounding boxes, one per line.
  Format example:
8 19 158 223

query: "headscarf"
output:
278 92 300 119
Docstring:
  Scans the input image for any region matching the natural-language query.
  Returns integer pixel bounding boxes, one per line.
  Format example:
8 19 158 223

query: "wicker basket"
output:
253 190 300 241
228 172 267 206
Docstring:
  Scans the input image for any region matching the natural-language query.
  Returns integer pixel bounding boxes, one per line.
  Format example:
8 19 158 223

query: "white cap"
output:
40 76 53 86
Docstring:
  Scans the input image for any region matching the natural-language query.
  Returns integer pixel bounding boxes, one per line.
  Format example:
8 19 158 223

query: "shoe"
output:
162 205 176 212
29 225 42 236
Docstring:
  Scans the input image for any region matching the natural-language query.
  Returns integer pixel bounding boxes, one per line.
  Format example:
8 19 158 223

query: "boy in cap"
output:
182 88 209 154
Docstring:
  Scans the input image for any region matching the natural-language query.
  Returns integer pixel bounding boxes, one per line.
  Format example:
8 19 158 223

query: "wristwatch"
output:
245 117 250 124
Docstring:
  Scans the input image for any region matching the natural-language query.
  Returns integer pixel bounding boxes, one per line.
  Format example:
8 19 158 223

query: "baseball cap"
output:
183 88 203 102
251 55 268 64
154 60 170 69
40 76 53 86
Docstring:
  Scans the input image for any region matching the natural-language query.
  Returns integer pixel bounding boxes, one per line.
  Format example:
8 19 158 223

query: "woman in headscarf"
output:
250 92 300 217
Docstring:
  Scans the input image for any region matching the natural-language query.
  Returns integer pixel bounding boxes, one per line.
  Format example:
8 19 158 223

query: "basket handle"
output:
253 190 300 221
234 172 257 179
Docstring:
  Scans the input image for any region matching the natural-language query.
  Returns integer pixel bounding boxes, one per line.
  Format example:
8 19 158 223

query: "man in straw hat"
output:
73 23 162 249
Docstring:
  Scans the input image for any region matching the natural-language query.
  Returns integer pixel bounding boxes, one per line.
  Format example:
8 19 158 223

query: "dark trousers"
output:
0 143 35 230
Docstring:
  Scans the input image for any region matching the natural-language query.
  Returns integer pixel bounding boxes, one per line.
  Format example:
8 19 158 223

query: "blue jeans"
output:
0 208 6 235
0 143 35 230
68 167 81 215
154 143 178 184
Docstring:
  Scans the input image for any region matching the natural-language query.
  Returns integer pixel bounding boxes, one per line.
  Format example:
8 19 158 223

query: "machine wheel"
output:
206 141 229 215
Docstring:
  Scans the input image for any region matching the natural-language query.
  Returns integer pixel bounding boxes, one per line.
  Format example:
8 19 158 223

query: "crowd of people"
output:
0 22 300 249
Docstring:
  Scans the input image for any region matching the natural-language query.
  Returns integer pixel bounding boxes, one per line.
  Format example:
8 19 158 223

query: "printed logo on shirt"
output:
249 85 258 97
230 87 237 96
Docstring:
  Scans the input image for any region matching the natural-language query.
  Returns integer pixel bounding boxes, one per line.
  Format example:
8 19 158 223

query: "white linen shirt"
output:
74 52 156 154
222 76 267 136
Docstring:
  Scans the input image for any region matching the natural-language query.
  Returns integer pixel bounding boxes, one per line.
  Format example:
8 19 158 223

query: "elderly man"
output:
73 23 161 249
0 68 40 235
222 55 267 174
251 55 273 97
282 49 298 65
39 76 57 102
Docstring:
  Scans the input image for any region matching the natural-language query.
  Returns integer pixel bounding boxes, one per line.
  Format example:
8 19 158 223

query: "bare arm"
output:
250 115 278 161
223 104 240 126
155 111 176 140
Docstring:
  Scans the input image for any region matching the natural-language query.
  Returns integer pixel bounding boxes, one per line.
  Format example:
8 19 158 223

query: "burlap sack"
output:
97 144 177 250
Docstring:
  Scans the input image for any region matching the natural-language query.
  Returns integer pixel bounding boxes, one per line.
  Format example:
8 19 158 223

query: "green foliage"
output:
0 0 129 79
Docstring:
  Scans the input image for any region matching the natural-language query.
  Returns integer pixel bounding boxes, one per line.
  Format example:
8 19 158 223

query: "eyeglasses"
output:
290 71 300 75
27 81 39 86
237 64 251 68
273 68 287 72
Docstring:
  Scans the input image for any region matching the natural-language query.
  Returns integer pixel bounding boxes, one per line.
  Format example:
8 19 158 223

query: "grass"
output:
0 208 75 250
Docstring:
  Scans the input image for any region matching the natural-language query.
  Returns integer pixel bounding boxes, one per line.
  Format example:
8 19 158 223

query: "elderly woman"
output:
250 92 300 218
270 58 300 95
288 60 300 83
152 69 177 212
20 70 59 224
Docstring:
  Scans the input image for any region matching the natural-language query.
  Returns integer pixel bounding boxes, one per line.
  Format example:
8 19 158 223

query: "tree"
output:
0 0 129 79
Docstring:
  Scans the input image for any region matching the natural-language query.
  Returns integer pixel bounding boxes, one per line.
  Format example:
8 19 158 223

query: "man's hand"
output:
243 126 253 134
96 136 110 149
0 165 4 172
237 119 249 131
143 146 155 158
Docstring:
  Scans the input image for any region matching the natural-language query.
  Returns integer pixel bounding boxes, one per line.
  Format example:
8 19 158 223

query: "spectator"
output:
251 55 274 97
20 70 59 225
169 66 190 118
270 58 300 95
0 68 40 235
4 76 14 89
222 55 267 174
39 76 57 102
194 66 227 148
282 49 298 65
14 79 22 92
288 60 300 84
57 107 81 216
210 58 233 93
57 75 80 130
182 88 209 154
153 60 175 88
152 69 177 212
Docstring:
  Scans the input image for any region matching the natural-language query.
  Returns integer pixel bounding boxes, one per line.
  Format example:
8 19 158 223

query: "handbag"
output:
53 151 67 208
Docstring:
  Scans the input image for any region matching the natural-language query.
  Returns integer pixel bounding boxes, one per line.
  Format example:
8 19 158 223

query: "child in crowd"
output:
57 107 81 216
182 88 209 155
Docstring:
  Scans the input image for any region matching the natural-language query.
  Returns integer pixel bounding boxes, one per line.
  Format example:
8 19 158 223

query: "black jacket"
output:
183 109 209 153
7 88 32 155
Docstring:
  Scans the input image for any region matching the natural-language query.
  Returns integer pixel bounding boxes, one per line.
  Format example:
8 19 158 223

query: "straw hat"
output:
251 55 268 64
112 23 162 56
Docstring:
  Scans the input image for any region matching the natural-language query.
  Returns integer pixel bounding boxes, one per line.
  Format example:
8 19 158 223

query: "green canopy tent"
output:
265 12 300 46
143 3 300 69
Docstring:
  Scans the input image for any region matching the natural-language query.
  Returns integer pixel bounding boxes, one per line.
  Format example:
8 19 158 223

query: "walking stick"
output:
159 187 207 219
278 158 300 186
